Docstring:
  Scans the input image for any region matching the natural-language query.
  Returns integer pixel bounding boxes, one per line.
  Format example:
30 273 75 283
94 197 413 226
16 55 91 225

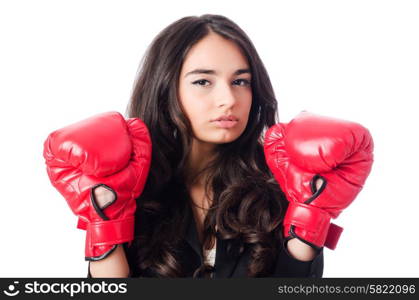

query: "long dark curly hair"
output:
126 14 288 277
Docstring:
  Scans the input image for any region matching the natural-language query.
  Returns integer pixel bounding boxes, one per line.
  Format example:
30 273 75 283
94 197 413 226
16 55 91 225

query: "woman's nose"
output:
215 82 236 108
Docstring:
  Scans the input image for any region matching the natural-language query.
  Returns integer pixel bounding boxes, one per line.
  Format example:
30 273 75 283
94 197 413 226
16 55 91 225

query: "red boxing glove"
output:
43 112 152 260
264 111 374 250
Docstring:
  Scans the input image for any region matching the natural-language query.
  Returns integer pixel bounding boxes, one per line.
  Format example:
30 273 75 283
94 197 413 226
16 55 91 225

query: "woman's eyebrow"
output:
184 68 251 77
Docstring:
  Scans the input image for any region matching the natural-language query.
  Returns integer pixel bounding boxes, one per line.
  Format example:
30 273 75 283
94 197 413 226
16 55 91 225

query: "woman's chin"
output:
194 130 244 145
207 136 241 145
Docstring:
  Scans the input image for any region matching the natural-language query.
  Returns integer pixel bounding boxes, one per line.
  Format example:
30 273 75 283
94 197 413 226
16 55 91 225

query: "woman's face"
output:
178 32 252 145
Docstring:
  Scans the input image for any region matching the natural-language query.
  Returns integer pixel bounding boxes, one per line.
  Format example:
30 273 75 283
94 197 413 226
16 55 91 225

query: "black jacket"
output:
120 202 324 278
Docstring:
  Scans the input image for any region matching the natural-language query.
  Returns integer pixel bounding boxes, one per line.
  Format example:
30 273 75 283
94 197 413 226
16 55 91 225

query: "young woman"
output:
43 14 373 278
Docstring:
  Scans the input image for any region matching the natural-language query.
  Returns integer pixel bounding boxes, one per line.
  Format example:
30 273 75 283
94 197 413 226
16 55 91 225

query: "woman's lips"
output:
212 120 238 129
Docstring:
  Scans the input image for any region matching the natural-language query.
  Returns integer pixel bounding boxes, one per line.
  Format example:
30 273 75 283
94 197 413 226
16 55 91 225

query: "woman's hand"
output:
286 238 317 261
264 111 374 250
43 112 152 261
89 187 130 277
286 178 322 261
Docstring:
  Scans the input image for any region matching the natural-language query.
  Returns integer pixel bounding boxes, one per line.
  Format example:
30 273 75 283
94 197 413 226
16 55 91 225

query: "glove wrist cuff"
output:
284 202 342 249
85 216 135 260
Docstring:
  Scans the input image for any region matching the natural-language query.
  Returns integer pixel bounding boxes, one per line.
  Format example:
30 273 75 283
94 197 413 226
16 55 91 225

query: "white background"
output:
1 0 418 277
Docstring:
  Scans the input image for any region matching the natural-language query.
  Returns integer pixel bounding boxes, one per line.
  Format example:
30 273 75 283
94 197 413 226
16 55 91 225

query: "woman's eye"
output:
233 79 251 86
192 79 210 86
191 79 251 87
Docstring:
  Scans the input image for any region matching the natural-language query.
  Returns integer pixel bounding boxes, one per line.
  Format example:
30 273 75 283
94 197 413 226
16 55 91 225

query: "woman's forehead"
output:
180 33 249 74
